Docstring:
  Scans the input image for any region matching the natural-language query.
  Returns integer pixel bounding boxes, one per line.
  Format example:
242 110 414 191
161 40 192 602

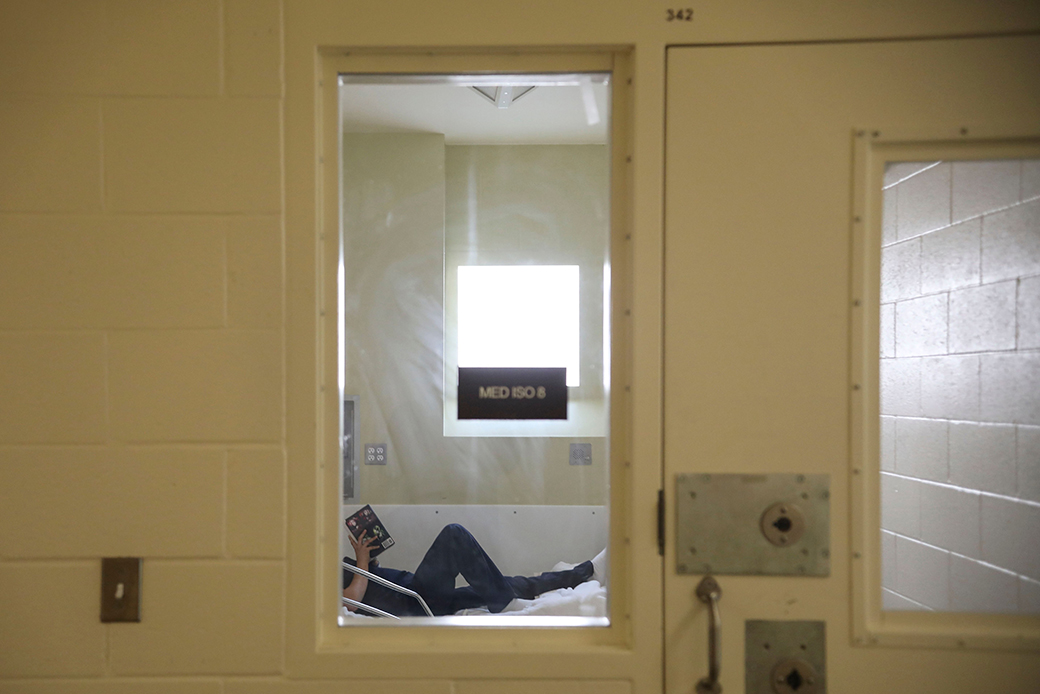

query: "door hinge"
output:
657 489 665 556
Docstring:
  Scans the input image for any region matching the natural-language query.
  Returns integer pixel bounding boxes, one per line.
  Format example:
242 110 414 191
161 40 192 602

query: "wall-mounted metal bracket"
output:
343 395 359 500
675 473 830 576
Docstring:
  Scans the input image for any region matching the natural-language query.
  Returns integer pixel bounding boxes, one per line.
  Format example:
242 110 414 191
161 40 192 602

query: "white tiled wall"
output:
880 159 1040 613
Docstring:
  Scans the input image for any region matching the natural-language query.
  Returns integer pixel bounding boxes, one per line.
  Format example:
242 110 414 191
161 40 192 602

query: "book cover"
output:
344 504 395 559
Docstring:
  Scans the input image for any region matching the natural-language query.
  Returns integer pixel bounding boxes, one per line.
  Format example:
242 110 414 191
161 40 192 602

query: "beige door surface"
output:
664 36 1040 693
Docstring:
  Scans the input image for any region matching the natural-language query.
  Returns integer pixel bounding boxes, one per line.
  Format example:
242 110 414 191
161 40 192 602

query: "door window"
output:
879 158 1040 613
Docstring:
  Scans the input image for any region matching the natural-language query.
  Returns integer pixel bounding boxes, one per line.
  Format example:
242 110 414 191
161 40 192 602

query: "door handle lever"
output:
695 575 722 694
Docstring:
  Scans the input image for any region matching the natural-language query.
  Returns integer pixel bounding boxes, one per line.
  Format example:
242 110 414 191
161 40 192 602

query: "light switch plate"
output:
675 473 830 576
100 557 141 622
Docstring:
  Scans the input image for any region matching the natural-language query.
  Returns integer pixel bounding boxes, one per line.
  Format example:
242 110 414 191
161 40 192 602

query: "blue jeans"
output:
408 524 593 616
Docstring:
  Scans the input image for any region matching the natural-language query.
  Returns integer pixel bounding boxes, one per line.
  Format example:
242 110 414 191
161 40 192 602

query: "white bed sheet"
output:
341 563 608 620
340 579 606 619
459 579 606 617
340 553 609 620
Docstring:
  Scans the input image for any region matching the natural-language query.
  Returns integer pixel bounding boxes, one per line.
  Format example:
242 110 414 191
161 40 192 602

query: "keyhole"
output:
786 668 803 690
773 516 792 533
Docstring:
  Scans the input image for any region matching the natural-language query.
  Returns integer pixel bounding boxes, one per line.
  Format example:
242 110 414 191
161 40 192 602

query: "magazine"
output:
344 505 395 558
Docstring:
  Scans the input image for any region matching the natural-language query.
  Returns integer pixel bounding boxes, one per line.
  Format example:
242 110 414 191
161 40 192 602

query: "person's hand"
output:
344 529 379 610
349 529 378 568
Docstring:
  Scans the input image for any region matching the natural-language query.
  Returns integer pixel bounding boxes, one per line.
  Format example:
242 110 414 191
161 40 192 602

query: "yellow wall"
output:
0 0 288 682
1 0 1038 691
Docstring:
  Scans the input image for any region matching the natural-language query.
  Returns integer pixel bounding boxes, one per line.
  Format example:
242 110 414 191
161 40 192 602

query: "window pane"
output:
339 74 612 625
879 159 1040 614
458 265 580 386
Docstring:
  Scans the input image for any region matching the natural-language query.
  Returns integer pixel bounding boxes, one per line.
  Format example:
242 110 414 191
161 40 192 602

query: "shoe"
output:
591 548 608 587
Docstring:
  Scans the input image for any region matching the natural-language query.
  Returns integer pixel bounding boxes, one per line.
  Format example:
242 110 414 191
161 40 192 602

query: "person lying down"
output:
343 523 596 617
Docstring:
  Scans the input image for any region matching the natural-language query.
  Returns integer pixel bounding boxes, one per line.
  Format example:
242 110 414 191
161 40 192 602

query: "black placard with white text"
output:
457 367 568 420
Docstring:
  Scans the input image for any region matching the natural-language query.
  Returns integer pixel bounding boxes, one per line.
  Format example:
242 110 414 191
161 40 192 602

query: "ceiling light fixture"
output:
470 85 537 109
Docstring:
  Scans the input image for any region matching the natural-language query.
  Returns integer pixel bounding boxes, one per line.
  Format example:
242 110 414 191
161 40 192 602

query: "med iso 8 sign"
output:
457 367 568 420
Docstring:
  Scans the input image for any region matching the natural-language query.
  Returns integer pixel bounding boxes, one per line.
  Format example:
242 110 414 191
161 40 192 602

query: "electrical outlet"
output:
570 443 592 465
365 443 387 465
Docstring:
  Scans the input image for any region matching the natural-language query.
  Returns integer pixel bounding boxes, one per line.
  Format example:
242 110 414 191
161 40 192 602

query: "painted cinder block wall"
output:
3 0 1039 689
0 0 292 682
880 160 1040 613
0 2 615 687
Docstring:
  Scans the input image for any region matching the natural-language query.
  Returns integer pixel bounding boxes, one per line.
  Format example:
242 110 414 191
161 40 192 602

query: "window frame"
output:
286 48 638 675
849 124 1040 651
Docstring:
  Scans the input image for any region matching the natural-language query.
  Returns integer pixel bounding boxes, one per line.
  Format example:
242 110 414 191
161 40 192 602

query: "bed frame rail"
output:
341 562 435 617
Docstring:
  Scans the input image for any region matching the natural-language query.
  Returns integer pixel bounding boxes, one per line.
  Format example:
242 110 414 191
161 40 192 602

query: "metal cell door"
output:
664 36 1040 694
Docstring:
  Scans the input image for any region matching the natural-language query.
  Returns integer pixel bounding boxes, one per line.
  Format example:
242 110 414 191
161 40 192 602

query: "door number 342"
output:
666 8 693 21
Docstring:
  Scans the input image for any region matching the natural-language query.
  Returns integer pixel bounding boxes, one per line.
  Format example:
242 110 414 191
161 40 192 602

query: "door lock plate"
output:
675 473 830 576
746 620 826 694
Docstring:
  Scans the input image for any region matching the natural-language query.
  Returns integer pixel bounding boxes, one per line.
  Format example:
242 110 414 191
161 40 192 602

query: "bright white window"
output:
458 265 580 386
